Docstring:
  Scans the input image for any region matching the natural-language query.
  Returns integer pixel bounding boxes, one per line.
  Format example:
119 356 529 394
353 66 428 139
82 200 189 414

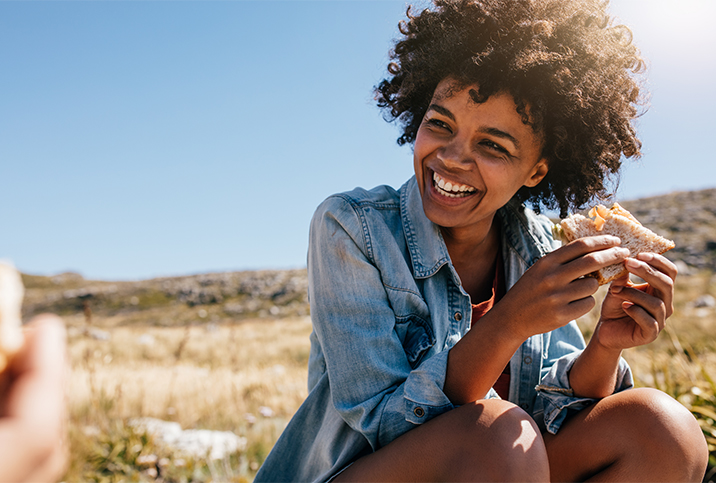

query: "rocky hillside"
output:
621 187 716 273
22 269 309 327
21 187 715 327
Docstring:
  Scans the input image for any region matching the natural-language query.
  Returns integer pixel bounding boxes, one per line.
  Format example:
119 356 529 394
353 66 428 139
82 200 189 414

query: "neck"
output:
441 216 501 301
441 215 499 266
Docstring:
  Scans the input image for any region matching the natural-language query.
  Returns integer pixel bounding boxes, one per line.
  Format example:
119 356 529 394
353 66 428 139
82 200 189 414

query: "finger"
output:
565 296 597 321
552 235 622 265
11 314 66 375
567 276 600 301
7 315 67 421
621 302 661 343
18 435 68 483
624 258 674 317
562 245 630 282
635 252 678 280
608 272 631 294
613 286 667 330
0 315 67 483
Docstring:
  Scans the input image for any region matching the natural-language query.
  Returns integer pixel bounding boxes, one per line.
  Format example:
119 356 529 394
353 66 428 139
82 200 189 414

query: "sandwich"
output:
552 203 675 285
0 261 25 372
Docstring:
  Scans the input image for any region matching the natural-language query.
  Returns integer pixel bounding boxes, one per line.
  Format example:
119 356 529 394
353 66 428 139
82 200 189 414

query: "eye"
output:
480 140 510 155
424 118 452 132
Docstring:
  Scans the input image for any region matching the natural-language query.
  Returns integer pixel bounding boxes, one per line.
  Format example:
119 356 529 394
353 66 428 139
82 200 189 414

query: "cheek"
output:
412 135 430 175
412 152 422 181
478 162 509 185
481 165 529 198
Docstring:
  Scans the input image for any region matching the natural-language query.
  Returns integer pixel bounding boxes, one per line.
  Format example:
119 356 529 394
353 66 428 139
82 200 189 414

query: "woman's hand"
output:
0 315 68 483
447 235 628 403
593 252 677 351
498 235 630 341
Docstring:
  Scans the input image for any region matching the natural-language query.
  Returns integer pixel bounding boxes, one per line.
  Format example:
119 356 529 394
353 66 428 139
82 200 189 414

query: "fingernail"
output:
622 301 634 309
611 284 623 293
625 258 640 269
637 252 653 261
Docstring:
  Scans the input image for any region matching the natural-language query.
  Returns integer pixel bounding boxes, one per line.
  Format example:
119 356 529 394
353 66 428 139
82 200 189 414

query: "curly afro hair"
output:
375 0 646 217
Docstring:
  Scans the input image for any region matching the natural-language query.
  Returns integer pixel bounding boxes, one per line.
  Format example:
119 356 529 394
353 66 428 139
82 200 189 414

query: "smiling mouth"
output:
432 171 477 198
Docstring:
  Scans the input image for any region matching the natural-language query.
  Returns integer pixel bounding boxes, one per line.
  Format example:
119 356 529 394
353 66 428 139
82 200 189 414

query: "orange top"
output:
471 253 510 400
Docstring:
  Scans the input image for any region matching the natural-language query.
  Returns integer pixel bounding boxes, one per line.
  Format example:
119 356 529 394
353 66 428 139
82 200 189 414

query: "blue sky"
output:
1 0 714 280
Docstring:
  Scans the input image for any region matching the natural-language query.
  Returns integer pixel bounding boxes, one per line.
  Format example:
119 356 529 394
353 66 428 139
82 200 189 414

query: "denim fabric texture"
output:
254 177 633 483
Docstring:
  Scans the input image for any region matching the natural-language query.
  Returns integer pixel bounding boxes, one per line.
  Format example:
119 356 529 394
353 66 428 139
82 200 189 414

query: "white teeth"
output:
432 172 476 197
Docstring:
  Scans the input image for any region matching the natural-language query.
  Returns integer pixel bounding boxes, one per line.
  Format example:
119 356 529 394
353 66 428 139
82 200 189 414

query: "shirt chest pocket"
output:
394 314 435 368
389 288 436 368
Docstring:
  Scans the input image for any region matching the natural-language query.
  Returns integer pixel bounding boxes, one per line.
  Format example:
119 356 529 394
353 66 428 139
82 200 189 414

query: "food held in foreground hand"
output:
553 203 675 285
0 261 24 372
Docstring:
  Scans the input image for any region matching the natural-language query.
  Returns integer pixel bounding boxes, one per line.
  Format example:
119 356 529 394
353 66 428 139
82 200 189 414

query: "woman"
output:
255 0 708 481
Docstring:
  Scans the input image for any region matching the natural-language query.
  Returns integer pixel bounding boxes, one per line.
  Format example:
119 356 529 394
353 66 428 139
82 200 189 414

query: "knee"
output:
453 400 549 482
620 388 708 480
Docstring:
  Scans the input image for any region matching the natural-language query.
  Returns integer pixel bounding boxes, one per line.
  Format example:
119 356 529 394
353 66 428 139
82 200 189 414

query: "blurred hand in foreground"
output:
0 315 67 483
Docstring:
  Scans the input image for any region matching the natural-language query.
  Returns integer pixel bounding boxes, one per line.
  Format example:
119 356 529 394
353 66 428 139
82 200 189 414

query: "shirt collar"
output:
400 176 553 280
400 176 452 279
499 199 555 267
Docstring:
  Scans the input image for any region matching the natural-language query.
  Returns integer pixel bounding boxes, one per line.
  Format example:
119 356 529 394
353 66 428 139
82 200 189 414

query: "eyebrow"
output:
426 104 521 149
426 104 455 121
482 127 521 150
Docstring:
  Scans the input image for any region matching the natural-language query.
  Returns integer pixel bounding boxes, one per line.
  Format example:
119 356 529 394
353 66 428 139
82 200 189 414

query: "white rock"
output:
87 328 111 341
693 294 715 308
137 334 155 346
673 260 692 276
129 417 247 460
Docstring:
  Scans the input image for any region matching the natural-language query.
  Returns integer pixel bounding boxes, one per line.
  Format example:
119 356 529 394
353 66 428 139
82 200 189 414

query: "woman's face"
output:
413 78 549 234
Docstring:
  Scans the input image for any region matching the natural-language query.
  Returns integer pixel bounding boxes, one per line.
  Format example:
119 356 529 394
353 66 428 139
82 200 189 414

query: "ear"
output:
523 159 549 188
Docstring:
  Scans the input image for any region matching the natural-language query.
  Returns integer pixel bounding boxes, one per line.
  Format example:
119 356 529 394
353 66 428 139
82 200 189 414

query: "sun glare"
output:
611 0 716 55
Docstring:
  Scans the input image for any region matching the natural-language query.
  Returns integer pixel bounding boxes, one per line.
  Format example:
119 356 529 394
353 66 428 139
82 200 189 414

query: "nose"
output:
436 136 473 170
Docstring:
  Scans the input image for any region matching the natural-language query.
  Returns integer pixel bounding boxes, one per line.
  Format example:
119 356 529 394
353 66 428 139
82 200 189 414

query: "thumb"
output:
608 272 630 294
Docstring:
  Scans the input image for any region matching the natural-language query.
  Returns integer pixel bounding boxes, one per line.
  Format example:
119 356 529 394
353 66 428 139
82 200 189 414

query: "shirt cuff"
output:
536 351 634 434
403 350 454 424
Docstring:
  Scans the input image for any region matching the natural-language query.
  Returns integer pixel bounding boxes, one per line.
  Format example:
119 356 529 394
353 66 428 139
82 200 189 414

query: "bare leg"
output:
335 399 549 482
544 387 708 482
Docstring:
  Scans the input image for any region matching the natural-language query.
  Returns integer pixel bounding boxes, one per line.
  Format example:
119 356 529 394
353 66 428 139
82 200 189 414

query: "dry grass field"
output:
62 270 716 482
66 317 313 482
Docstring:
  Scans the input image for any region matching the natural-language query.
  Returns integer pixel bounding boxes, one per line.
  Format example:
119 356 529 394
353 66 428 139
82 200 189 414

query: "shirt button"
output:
523 356 532 365
413 407 425 418
521 403 529 410
454 312 462 321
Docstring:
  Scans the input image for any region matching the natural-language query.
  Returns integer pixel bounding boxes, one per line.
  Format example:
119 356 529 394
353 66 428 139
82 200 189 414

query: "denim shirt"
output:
255 177 632 483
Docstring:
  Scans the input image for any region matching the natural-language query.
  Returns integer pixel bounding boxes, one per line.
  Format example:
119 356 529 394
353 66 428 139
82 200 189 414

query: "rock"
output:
222 302 244 315
137 334 155 346
86 328 111 341
136 454 158 466
129 417 247 461
673 260 693 276
258 406 274 418
693 294 716 308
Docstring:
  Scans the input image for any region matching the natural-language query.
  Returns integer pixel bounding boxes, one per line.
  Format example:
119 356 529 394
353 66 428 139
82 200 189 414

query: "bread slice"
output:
557 203 675 285
0 261 24 372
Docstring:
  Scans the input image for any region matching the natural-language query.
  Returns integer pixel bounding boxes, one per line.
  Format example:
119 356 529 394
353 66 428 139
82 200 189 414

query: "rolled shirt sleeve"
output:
535 325 634 434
